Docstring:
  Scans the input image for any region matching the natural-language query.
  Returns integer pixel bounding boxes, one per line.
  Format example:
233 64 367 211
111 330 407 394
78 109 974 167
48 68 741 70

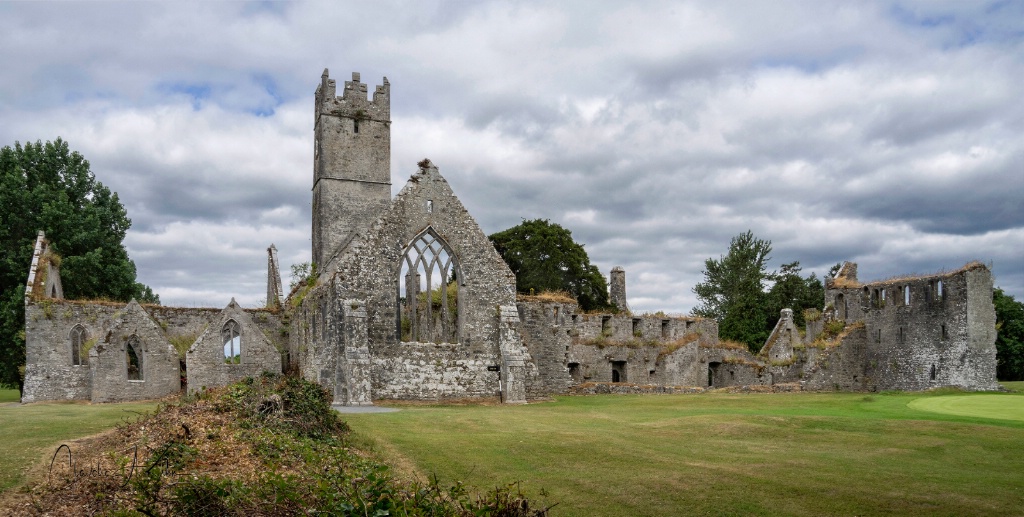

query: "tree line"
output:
0 139 157 394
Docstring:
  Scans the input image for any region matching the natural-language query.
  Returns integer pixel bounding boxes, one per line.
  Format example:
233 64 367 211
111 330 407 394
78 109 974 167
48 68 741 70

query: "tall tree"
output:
995 288 1024 381
765 261 825 329
693 230 773 350
0 138 157 393
489 219 610 311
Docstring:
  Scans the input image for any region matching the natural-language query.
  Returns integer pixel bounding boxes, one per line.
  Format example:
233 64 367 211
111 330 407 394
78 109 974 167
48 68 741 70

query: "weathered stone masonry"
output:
21 68 1000 405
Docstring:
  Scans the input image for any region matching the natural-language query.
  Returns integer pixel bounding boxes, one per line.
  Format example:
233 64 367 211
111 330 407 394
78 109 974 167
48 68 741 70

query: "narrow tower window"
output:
353 118 360 133
223 320 241 364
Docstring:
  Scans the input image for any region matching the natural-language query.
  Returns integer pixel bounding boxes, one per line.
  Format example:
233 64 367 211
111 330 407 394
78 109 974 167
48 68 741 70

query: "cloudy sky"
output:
1 1 1021 313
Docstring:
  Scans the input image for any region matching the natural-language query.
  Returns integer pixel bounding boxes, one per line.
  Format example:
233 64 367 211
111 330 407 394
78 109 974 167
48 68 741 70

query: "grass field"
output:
0 389 19 403
0 400 158 492
346 391 1024 517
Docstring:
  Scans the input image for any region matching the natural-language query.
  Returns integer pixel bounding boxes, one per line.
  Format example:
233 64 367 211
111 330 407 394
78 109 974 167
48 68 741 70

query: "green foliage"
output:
694 232 826 353
765 261 825 330
489 219 610 312
33 376 546 515
692 230 773 351
0 139 157 391
995 288 1024 381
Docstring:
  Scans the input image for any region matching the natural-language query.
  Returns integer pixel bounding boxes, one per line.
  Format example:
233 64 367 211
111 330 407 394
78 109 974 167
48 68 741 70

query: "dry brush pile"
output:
7 374 547 516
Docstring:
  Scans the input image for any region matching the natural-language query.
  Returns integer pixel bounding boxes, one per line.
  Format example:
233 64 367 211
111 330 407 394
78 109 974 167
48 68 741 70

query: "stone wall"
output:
298 161 531 404
822 262 998 391
516 300 575 398
88 301 180 403
22 298 285 403
186 300 283 393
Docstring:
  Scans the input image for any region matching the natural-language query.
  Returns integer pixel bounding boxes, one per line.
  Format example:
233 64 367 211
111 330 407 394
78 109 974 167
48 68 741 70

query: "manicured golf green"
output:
908 394 1024 421
346 392 1024 517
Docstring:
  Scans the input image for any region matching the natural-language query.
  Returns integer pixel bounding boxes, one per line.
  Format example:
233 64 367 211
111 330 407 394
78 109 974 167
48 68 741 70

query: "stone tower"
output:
610 266 628 311
312 69 391 270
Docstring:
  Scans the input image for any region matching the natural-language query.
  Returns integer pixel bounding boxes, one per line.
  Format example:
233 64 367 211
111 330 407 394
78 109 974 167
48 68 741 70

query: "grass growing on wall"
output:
348 391 1024 517
0 400 158 492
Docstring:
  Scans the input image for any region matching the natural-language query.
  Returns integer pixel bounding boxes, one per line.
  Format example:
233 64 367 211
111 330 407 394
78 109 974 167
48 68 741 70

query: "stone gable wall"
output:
88 301 180 403
186 301 283 393
22 299 284 403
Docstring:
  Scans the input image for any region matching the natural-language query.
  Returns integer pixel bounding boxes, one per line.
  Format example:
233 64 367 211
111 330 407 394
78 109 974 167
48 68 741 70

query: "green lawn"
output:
0 400 158 492
0 389 19 403
346 392 1024 517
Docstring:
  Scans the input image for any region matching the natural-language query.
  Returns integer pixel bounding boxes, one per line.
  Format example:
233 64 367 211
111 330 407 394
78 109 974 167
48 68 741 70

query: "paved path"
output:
331 405 400 414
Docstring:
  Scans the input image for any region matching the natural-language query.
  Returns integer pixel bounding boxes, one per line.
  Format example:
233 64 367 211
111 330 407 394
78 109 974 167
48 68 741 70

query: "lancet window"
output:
223 320 241 364
398 228 460 343
126 335 143 380
70 325 88 366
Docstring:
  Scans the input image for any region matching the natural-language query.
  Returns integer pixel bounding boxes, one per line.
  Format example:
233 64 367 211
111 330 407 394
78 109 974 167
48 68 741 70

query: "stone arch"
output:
397 226 462 344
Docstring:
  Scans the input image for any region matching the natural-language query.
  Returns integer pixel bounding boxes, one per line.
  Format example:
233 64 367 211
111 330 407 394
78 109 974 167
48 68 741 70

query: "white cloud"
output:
0 0 1021 314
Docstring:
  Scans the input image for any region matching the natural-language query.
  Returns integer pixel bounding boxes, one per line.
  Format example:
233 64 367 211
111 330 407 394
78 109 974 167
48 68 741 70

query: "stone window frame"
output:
222 319 242 364
70 324 88 367
126 335 144 381
397 226 463 344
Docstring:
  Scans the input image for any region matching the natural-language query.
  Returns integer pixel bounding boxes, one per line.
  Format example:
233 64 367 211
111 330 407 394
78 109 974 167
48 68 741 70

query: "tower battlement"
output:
316 69 390 124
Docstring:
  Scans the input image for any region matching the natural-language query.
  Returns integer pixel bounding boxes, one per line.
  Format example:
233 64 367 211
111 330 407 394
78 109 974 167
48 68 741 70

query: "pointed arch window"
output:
126 335 143 380
70 325 88 366
222 320 241 364
398 228 461 343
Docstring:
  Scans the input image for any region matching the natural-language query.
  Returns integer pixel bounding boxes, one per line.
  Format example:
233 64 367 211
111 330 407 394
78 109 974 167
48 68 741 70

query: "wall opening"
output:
632 318 641 337
661 320 670 339
904 285 910 305
941 323 948 340
70 325 88 366
222 320 241 364
353 118 360 133
936 280 944 301
930 364 937 381
835 294 847 319
126 336 143 381
601 316 611 336
567 362 582 383
398 227 461 344
611 360 626 383
708 361 722 387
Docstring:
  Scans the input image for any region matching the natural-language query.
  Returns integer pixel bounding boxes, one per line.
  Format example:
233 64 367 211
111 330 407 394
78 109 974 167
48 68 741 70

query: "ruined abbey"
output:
20 70 1001 405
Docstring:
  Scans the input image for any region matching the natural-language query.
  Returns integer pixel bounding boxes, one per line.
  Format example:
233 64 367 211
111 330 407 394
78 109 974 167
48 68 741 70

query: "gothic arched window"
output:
398 228 460 343
70 325 88 366
126 335 143 380
222 320 241 364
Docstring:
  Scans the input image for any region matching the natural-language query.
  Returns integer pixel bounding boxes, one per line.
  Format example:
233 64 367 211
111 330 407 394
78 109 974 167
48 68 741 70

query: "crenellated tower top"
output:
312 69 392 271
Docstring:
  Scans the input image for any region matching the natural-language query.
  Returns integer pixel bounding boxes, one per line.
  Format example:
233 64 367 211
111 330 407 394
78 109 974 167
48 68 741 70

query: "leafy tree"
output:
693 230 774 350
489 219 610 311
995 288 1024 381
765 261 825 329
0 138 157 393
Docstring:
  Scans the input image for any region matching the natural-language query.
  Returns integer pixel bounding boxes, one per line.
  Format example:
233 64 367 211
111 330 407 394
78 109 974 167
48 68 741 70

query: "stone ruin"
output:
20 69 1000 405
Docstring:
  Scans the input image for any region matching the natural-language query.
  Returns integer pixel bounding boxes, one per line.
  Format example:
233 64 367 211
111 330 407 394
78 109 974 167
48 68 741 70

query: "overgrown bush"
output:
33 375 549 516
